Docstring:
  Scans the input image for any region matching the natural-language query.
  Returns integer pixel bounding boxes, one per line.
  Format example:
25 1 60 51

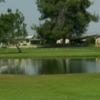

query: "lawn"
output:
0 47 100 58
0 73 100 100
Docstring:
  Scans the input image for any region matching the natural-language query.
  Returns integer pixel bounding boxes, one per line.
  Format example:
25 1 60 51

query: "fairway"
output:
0 47 100 58
0 74 100 100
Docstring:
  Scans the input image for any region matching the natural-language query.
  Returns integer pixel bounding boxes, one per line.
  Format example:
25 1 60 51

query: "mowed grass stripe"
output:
0 74 100 100
0 47 100 58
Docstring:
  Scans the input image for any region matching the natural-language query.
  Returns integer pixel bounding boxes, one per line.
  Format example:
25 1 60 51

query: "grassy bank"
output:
0 47 100 58
0 73 100 100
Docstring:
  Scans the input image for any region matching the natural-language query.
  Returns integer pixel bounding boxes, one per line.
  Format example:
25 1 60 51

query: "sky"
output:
0 0 100 35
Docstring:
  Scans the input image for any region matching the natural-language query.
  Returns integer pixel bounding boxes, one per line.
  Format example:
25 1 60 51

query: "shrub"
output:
86 37 95 46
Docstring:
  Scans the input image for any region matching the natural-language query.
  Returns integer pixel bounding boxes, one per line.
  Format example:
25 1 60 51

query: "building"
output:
96 37 100 46
56 39 70 44
70 34 100 46
19 35 42 46
56 34 100 46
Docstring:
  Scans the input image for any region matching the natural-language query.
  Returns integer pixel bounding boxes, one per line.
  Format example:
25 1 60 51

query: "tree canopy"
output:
0 0 4 2
34 0 99 45
0 9 27 52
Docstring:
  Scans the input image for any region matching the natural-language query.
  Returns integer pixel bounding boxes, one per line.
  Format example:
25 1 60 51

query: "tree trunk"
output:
63 38 65 44
62 37 65 46
15 43 22 53
54 7 66 29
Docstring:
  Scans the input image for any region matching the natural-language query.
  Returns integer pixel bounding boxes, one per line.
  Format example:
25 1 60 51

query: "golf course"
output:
0 47 100 58
0 47 100 100
0 0 100 99
0 74 100 100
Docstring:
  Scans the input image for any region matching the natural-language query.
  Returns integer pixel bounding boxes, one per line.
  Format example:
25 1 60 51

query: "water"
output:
0 58 100 75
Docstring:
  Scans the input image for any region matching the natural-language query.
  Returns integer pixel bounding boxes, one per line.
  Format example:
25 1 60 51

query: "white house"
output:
0 43 7 48
56 39 70 44
19 35 42 46
96 37 100 46
19 35 33 46
0 43 3 47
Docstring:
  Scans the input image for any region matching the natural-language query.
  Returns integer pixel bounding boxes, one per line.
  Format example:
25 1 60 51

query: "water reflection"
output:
0 58 100 75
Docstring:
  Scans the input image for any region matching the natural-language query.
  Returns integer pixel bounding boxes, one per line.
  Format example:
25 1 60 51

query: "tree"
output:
34 0 99 45
86 37 95 46
0 9 27 53
0 0 4 2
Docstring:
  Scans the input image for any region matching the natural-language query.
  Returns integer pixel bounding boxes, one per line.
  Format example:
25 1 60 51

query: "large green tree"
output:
34 0 99 45
0 9 27 53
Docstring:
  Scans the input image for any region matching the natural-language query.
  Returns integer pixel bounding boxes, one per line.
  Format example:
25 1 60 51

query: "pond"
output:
0 58 100 75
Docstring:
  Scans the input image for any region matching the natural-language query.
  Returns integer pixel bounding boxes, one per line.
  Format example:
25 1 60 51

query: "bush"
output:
86 37 95 46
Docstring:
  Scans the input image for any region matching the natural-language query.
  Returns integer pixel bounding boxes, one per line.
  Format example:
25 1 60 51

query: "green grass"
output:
0 47 100 58
1 47 100 99
0 73 100 100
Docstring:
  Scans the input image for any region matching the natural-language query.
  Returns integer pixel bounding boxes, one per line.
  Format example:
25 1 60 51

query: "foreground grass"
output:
0 47 100 58
0 73 100 100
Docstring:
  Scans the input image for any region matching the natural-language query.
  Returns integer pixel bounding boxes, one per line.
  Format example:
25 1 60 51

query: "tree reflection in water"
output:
0 58 99 75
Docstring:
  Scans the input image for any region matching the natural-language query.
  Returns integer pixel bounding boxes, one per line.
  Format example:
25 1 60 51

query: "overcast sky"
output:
0 0 100 35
